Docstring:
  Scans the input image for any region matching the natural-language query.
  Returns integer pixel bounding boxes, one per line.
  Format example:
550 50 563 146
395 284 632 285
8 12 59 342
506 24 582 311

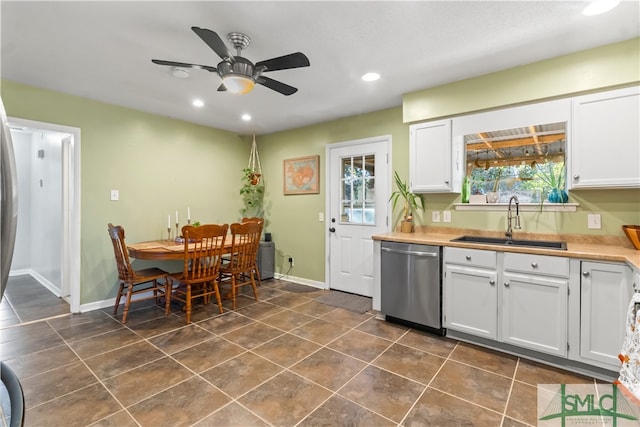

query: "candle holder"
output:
187 219 191 225
167 227 171 241
175 223 179 240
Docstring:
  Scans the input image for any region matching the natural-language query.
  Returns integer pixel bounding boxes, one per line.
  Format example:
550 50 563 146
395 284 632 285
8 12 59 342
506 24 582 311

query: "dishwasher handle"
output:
381 247 438 257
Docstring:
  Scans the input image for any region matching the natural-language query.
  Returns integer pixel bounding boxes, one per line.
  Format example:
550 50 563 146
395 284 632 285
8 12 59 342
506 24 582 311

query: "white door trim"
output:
9 117 81 313
324 135 392 293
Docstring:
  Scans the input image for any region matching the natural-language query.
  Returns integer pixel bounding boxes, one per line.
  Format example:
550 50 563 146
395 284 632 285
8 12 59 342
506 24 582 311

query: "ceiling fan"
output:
152 27 310 96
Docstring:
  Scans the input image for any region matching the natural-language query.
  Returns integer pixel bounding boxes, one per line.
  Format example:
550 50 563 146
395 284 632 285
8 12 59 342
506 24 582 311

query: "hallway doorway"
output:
7 118 81 313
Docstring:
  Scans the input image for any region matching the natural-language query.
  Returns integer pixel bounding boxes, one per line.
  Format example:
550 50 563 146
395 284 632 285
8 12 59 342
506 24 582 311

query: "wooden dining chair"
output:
219 221 261 309
107 223 170 324
241 217 265 286
167 223 228 324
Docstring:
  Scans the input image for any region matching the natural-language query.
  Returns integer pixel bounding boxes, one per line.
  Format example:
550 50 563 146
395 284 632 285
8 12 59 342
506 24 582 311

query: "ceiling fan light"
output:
222 75 255 94
582 0 620 15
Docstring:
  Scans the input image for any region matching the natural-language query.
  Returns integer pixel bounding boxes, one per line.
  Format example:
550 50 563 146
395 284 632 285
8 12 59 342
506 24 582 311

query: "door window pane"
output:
340 154 376 225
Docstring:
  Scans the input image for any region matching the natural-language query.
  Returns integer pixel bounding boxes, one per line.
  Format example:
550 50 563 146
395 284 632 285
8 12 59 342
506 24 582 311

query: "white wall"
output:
30 131 63 289
10 130 32 270
10 128 64 292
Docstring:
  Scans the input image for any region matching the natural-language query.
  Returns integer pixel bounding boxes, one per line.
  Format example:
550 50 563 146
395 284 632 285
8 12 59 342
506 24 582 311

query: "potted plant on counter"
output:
389 171 424 233
536 162 568 203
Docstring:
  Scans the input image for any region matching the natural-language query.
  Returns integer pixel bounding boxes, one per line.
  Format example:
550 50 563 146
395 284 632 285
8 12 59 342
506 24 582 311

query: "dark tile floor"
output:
1 279 603 426
1 274 69 327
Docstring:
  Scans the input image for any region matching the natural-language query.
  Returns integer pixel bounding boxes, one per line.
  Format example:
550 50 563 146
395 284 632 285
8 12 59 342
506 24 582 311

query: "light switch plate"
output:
443 210 451 223
318 212 324 222
587 213 601 229
110 189 119 201
432 211 441 222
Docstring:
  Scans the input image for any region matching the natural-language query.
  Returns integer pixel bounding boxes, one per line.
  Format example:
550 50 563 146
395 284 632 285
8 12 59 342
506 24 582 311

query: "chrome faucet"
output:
506 195 521 240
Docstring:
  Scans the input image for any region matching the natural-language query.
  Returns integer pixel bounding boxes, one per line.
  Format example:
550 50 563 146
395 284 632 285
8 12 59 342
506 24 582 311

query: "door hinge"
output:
567 288 570 296
386 153 389 164
567 342 570 351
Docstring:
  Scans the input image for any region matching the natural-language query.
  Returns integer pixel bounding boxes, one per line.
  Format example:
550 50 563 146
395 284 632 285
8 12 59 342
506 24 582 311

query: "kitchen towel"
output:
616 291 640 405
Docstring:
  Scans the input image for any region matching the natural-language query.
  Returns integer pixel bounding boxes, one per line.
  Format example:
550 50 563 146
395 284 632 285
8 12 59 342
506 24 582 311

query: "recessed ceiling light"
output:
241 113 252 121
192 99 204 108
582 0 620 16
362 72 380 82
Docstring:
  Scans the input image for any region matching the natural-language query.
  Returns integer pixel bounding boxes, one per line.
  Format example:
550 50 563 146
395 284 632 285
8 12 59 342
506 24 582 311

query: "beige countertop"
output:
372 227 640 270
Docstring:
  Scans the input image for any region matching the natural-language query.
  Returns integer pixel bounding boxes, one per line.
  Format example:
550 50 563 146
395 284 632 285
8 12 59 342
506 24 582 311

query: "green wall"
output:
2 36 639 305
403 37 640 123
2 80 249 304
257 107 408 282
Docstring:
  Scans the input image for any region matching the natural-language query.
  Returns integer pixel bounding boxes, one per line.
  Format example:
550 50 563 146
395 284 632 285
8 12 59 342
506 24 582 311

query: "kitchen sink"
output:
450 235 567 250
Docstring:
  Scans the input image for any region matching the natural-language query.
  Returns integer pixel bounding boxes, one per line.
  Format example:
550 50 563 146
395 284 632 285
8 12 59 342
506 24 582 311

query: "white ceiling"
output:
2 1 639 135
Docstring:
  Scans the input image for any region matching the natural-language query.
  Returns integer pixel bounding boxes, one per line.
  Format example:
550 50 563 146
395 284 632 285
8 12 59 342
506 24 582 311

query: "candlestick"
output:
167 226 171 241
175 210 179 224
175 223 179 240
168 214 171 229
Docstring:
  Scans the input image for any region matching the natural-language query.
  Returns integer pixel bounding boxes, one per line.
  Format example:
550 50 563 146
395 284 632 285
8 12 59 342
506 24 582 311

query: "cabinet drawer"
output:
445 247 496 269
504 252 569 278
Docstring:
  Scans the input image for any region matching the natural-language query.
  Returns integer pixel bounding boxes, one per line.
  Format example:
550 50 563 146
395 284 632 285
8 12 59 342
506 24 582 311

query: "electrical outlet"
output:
289 256 294 267
587 214 601 229
443 210 451 223
432 211 441 222
110 189 119 201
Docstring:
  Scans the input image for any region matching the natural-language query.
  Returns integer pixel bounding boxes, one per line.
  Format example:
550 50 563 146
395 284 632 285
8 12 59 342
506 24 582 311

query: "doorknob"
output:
329 227 336 232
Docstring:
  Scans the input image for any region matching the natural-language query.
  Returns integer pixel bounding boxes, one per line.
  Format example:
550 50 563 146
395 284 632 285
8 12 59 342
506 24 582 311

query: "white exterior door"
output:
327 136 390 297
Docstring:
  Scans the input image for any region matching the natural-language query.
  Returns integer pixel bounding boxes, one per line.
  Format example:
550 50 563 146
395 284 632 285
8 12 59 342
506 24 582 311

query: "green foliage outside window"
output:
468 161 565 202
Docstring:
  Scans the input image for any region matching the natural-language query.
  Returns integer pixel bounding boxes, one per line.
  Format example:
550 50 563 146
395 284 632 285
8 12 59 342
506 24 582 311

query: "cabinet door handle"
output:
489 280 495 285
531 262 538 268
573 174 580 180
582 271 590 277
465 255 471 261
504 282 510 287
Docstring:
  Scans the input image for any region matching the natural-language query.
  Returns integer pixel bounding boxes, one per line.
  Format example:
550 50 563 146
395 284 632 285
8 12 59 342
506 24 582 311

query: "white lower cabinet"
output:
578 261 633 370
501 274 568 356
444 263 498 339
444 248 569 358
502 253 569 357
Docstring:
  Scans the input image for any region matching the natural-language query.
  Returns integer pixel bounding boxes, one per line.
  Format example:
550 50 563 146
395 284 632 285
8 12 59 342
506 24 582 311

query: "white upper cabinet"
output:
570 86 640 189
409 120 463 193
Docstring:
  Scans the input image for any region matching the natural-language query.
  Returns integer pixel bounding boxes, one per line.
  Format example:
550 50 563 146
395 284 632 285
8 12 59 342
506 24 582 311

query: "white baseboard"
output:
80 277 326 314
79 290 160 314
273 274 326 290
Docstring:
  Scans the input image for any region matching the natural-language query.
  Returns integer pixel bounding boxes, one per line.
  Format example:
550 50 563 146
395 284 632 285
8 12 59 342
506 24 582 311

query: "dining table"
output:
127 239 232 260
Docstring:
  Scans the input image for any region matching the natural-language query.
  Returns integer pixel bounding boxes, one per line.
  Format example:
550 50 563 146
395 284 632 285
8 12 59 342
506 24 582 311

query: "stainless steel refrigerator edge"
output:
0 96 24 427
381 241 444 334
0 96 18 303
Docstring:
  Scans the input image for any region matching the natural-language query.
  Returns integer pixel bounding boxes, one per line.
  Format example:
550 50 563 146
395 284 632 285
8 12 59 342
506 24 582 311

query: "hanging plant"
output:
241 135 264 216
247 134 262 186
240 168 264 216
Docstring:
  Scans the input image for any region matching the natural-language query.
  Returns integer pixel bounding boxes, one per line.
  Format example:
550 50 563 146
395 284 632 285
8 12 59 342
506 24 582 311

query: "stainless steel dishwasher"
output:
381 241 444 335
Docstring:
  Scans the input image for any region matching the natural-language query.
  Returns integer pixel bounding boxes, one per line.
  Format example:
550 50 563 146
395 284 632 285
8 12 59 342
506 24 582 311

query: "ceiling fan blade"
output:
257 76 298 96
255 52 310 72
151 59 217 72
191 27 234 61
